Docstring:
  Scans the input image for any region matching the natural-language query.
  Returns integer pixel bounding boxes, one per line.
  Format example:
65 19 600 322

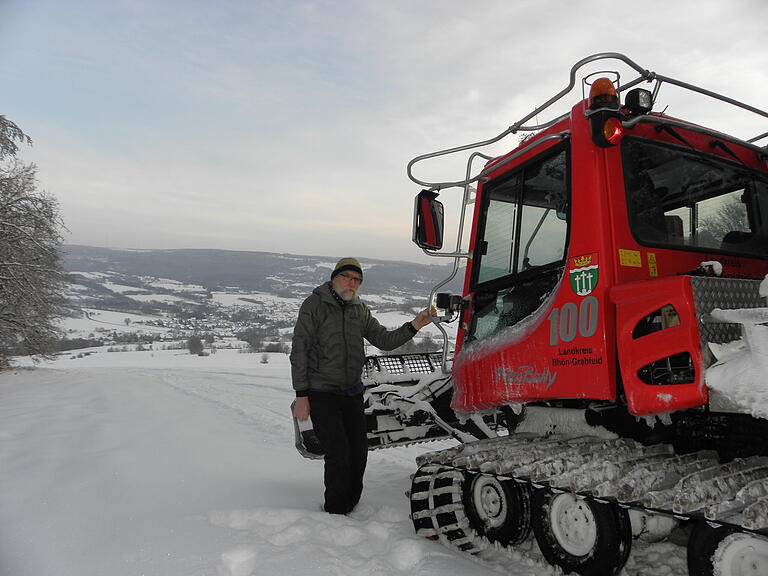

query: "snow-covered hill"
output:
0 351 688 576
62 245 462 298
56 245 459 358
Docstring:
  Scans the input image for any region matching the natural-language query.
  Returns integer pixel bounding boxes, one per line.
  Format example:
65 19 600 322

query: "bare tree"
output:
699 194 750 240
0 116 31 159
0 116 68 367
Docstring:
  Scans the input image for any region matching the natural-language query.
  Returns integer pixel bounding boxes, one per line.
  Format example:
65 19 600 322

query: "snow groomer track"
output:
409 433 768 576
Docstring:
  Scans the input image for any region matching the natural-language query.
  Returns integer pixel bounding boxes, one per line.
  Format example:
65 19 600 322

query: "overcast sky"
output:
1 0 766 263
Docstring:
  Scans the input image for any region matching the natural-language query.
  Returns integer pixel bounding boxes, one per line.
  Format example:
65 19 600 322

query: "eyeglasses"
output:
337 272 363 284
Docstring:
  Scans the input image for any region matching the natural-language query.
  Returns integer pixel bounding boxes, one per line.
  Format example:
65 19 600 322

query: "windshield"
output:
475 147 569 285
623 137 768 258
467 146 569 343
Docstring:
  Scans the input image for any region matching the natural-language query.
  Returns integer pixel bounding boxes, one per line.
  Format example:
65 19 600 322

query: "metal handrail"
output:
407 52 768 192
426 151 491 374
410 131 570 191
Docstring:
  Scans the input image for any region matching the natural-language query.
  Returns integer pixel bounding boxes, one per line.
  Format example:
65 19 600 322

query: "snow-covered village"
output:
3 3 768 576
52 246 453 359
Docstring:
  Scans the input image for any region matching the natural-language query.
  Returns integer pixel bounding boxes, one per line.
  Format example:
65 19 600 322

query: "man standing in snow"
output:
290 257 434 515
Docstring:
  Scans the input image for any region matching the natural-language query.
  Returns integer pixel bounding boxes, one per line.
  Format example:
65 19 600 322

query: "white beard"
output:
331 278 358 302
338 288 356 301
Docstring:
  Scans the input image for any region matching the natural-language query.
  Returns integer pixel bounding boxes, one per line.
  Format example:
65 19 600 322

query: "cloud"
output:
2 0 767 264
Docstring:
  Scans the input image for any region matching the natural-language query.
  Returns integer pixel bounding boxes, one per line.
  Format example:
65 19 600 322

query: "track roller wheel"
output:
690 522 768 576
531 489 631 576
687 522 733 575
463 472 531 546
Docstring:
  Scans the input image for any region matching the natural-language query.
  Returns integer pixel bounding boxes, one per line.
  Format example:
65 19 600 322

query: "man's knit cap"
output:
331 257 363 281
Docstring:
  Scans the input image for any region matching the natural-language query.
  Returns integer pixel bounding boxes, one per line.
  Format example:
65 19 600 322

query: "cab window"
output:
467 146 569 343
623 137 768 258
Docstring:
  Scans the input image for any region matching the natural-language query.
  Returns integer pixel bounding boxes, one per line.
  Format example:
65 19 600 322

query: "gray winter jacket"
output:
290 283 416 396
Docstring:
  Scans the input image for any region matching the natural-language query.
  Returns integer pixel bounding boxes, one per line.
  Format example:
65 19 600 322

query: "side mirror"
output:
413 190 444 250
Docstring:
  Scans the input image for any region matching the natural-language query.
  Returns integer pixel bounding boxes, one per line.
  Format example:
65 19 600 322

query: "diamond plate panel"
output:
691 276 764 354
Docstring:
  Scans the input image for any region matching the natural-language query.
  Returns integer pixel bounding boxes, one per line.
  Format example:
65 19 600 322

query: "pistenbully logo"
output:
569 253 599 296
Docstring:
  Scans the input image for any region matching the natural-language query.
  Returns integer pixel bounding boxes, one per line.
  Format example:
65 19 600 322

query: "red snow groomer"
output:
293 52 768 575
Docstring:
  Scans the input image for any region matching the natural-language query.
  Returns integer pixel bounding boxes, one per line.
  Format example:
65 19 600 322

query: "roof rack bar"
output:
408 52 768 190
650 72 768 120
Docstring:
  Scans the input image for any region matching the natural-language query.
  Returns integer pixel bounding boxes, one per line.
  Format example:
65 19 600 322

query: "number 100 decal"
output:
548 296 599 345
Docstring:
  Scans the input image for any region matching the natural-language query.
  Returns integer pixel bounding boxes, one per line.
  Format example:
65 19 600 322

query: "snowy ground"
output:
0 350 687 576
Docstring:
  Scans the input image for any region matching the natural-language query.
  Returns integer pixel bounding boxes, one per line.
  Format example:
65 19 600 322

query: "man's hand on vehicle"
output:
411 306 437 331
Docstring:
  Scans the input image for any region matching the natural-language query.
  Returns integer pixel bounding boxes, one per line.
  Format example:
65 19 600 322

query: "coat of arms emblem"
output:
569 253 599 296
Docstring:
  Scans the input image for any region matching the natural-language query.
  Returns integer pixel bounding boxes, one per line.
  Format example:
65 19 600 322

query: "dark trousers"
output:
308 391 368 514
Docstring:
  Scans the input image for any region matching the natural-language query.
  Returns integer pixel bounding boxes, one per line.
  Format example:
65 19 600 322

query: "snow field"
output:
60 308 170 336
0 351 493 576
1 349 692 575
210 504 443 575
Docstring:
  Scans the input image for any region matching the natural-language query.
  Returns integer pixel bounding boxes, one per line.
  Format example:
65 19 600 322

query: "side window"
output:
467 147 569 344
623 138 768 258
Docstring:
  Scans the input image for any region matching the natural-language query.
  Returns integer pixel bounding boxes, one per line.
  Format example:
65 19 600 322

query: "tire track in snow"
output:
159 370 293 441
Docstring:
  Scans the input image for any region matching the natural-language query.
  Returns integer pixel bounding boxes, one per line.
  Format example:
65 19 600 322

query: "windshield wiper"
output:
655 123 695 149
522 208 551 268
710 139 747 166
